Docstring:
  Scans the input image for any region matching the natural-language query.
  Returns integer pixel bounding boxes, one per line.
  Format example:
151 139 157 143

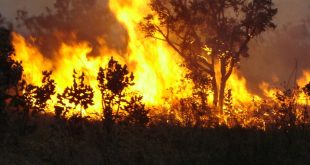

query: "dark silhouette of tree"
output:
10 71 55 135
274 89 298 129
23 71 56 116
98 57 149 131
97 57 134 131
0 27 23 131
141 0 277 110
124 95 149 127
303 82 310 97
57 71 94 118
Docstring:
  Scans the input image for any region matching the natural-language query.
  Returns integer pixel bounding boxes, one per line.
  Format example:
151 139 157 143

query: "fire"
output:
12 0 192 116
109 0 192 104
227 71 261 104
10 0 310 127
297 70 310 87
297 70 310 105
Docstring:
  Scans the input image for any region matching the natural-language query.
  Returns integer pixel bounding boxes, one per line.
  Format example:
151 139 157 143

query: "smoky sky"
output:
240 0 310 94
0 0 128 57
0 0 309 94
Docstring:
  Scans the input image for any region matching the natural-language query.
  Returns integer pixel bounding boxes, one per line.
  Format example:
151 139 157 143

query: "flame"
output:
297 70 310 105
12 0 192 116
10 0 310 128
109 0 192 104
227 71 261 104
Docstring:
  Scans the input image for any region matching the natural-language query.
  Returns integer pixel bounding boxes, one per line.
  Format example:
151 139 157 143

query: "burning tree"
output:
97 57 149 131
141 0 277 110
57 71 94 118
23 71 56 115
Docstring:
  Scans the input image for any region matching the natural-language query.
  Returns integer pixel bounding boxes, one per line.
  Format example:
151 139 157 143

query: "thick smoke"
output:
240 0 310 94
0 0 128 57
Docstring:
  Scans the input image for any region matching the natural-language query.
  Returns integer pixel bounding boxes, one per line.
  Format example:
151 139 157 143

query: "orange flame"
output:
11 0 310 127
12 0 193 116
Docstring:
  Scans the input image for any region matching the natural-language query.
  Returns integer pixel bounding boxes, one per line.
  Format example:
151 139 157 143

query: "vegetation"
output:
0 1 310 164
141 0 277 110
57 71 94 118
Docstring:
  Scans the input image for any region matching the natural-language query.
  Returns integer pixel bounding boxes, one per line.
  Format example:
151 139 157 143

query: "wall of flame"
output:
11 0 310 117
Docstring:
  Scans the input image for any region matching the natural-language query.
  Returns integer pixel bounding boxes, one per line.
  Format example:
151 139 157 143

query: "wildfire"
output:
12 0 192 116
10 0 310 128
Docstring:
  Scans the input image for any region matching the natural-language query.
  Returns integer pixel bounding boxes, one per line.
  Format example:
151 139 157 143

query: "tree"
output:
97 57 149 131
23 71 56 115
124 95 149 127
141 0 277 110
0 27 23 129
97 57 134 131
303 82 310 97
57 71 94 118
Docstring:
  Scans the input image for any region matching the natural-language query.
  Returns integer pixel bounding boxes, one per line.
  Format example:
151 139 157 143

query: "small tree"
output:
124 95 149 127
57 70 94 118
23 71 56 116
141 0 277 110
97 57 149 131
97 57 134 131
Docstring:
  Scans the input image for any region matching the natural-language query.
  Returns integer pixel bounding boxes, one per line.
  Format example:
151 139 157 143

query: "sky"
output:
0 0 309 93
240 0 310 92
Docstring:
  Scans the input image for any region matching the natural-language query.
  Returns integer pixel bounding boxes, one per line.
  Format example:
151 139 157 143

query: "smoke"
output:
0 0 128 57
0 0 53 19
239 0 310 94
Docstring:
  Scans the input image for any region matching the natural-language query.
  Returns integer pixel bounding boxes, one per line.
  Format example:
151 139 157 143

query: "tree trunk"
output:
211 73 218 107
219 77 227 111
218 59 229 111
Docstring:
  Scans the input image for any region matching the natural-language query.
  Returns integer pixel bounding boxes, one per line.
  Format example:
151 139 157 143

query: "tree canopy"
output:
141 0 277 109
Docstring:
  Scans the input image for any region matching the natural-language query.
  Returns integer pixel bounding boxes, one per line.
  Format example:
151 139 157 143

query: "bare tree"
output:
141 0 277 110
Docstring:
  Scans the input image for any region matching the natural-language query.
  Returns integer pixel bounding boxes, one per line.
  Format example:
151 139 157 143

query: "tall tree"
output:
141 0 277 110
0 22 23 131
0 28 23 108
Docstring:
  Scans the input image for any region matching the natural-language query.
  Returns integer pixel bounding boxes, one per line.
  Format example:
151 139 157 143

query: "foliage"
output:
97 57 149 130
23 71 56 116
303 82 310 97
141 0 277 109
0 27 23 132
124 95 149 127
274 89 298 129
0 28 23 95
57 71 94 118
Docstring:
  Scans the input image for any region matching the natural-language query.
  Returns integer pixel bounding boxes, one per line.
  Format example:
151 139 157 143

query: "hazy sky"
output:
0 0 309 93
240 0 310 92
